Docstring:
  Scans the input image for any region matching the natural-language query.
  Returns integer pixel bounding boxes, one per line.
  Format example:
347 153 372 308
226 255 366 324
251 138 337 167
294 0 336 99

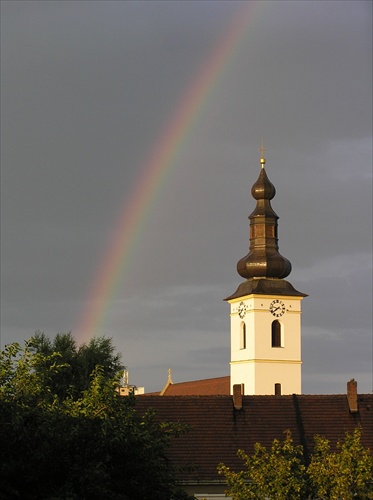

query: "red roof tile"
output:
135 394 373 483
160 376 230 396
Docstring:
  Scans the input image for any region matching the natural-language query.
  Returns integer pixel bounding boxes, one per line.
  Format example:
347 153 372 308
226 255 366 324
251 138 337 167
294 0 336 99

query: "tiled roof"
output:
159 376 230 396
135 393 373 483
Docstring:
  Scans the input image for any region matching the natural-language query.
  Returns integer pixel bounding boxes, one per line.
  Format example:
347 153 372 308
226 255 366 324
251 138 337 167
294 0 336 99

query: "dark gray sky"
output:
1 0 372 394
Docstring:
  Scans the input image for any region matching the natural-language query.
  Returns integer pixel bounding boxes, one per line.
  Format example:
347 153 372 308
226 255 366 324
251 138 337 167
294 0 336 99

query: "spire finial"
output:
259 139 266 168
167 368 173 384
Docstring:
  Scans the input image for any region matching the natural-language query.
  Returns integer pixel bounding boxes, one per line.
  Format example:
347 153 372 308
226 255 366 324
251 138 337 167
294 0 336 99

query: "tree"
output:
308 427 373 500
218 429 373 500
30 331 124 399
0 336 190 500
218 431 308 500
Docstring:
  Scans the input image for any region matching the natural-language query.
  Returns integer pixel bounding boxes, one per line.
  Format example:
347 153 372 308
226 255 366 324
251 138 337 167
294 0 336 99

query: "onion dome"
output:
236 158 292 280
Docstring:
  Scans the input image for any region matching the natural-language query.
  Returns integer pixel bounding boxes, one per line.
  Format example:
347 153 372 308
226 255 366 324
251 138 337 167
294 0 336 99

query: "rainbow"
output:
75 1 261 342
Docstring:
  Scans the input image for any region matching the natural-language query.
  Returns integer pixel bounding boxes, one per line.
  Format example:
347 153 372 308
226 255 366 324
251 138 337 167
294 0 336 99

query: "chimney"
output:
347 379 358 413
233 384 244 410
275 383 282 396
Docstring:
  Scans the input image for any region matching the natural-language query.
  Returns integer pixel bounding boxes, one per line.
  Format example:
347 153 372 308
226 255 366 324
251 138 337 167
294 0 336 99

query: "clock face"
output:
237 301 248 319
269 299 285 317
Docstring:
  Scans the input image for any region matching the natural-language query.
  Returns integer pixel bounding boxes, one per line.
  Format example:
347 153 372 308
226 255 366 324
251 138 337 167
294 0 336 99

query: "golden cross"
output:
259 139 266 167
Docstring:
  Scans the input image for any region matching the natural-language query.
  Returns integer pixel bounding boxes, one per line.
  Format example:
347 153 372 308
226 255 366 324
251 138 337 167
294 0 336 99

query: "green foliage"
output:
308 427 373 499
218 429 373 500
0 335 189 500
218 431 307 499
0 340 62 408
29 331 124 400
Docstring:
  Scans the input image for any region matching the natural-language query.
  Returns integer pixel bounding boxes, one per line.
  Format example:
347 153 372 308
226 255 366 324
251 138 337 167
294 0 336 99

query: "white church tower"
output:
225 152 307 396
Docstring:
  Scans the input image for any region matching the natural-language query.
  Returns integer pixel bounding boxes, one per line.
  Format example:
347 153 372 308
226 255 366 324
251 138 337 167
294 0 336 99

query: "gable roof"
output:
135 393 373 484
156 376 230 396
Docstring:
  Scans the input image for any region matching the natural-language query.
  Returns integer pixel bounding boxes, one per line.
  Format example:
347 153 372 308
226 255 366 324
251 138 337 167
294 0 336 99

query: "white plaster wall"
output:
231 361 256 394
229 294 303 395
254 362 302 395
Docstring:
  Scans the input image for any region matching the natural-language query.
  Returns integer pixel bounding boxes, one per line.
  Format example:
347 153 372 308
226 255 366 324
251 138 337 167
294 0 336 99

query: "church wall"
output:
229 294 303 395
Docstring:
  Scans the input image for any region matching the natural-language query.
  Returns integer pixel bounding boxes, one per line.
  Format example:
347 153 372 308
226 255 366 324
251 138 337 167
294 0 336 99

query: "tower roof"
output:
226 154 306 300
237 158 291 280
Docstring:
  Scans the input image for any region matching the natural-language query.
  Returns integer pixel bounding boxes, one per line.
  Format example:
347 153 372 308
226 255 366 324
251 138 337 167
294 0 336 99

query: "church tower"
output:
225 151 307 396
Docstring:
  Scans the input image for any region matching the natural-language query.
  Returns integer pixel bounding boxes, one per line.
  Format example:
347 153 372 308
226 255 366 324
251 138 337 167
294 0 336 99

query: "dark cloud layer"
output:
1 1 372 394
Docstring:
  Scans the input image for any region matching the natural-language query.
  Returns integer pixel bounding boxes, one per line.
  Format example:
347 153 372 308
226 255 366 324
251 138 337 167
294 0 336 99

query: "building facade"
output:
225 154 306 395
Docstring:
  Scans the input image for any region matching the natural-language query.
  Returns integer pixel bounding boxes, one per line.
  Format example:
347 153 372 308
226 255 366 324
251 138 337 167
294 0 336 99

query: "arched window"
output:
240 322 246 349
271 320 282 347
